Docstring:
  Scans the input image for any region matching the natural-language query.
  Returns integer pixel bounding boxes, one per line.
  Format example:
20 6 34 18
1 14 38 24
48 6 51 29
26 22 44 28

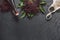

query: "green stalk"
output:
20 11 26 19
39 5 45 13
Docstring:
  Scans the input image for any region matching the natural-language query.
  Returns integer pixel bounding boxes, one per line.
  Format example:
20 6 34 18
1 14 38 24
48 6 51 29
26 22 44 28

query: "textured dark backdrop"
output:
0 0 60 40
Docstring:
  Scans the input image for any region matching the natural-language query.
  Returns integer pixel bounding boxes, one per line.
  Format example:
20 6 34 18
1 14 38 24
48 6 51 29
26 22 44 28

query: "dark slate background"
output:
0 0 60 40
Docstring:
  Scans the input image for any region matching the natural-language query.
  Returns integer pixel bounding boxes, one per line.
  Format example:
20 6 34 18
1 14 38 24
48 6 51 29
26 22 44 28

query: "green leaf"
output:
20 11 26 19
20 2 24 6
17 4 21 8
27 13 31 17
17 2 24 8
27 13 34 18
30 14 34 17
39 6 45 13
40 1 46 5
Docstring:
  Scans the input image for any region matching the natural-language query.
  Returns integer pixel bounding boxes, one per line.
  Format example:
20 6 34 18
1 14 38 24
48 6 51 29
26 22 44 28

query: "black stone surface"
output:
0 0 60 40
